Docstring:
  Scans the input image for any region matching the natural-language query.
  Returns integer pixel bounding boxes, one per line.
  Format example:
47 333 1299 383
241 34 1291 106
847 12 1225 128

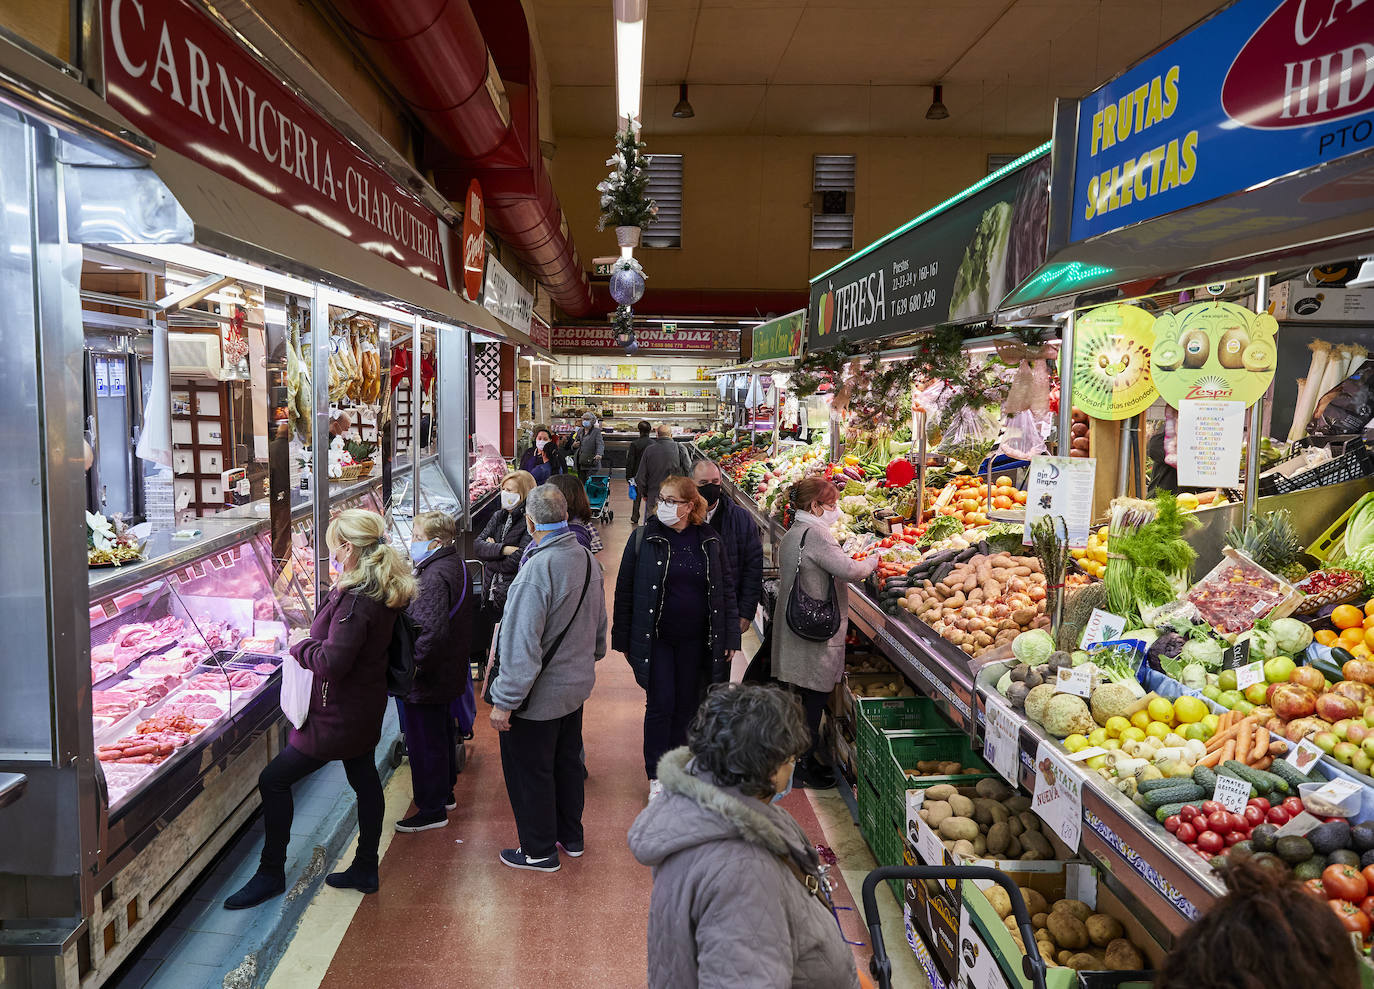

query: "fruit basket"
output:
1294 570 1365 615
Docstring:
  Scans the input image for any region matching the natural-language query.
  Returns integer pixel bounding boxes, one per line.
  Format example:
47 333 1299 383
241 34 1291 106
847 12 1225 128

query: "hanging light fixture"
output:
672 82 695 119
926 83 949 121
613 0 648 130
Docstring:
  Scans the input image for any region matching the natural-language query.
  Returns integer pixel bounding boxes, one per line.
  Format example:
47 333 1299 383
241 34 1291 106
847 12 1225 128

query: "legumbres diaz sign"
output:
102 0 449 287
1070 0 1374 242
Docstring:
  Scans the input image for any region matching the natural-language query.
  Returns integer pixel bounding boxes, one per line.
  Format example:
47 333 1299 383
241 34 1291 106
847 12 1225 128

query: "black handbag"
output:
785 529 842 642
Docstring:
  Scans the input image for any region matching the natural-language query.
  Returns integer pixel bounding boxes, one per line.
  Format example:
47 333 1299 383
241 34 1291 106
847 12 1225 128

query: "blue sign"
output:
1069 0 1374 243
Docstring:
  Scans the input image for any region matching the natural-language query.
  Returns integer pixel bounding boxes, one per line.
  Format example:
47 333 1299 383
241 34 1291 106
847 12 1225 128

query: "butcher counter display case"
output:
87 524 309 863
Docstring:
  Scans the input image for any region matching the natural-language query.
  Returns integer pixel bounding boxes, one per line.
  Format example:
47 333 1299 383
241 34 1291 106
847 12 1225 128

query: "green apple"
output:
1335 719 1353 741
1244 682 1271 705
1355 750 1374 775
1263 656 1296 684
1361 736 1374 760
1203 685 1223 701
1334 741 1360 765
1233 699 1256 716
1218 669 1239 692
1316 730 1340 754
1217 690 1243 709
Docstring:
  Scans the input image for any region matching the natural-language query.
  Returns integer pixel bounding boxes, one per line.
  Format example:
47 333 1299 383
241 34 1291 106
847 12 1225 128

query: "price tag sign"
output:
983 696 1021 785
1235 660 1265 690
1065 746 1109 762
1054 666 1094 698
1276 811 1324 838
1222 640 1252 671
1081 609 1127 648
1309 777 1362 809
1287 738 1324 775
1032 741 1083 851
914 804 947 865
1212 775 1251 815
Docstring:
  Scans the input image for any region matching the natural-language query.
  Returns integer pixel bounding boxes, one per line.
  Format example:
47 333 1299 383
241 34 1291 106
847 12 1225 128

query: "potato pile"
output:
904 759 989 779
845 654 894 675
852 679 916 699
984 887 1147 972
917 778 1053 861
898 553 1053 656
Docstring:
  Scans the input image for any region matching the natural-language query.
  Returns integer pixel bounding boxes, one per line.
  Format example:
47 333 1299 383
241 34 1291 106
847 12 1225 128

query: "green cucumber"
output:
1221 761 1276 795
1192 765 1218 791
1330 647 1358 669
1154 801 1192 823
1269 757 1320 789
1143 782 1206 810
1137 778 1183 794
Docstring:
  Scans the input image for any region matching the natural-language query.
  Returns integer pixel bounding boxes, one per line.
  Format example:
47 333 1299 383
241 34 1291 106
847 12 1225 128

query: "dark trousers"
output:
258 743 383 872
498 707 586 859
643 638 709 780
790 683 830 769
400 700 457 814
631 492 645 525
472 601 501 673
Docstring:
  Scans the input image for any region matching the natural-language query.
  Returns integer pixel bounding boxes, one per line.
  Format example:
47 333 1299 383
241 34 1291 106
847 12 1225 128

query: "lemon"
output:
1147 697 1176 725
1120 726 1147 744
1064 733 1089 753
1086 754 1109 770
1173 696 1208 724
1098 527 1109 540
1104 716 1131 737
1088 728 1109 747
1130 710 1151 731
1102 738 1122 750
1145 721 1170 740
1201 713 1220 734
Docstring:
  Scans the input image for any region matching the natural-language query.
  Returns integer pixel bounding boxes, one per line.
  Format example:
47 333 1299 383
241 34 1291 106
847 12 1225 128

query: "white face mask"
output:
535 438 547 450
656 501 682 526
500 490 520 511
818 506 840 527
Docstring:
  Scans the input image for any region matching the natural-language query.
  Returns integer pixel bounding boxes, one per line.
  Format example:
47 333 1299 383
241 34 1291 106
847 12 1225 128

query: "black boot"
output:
325 859 379 893
223 868 286 909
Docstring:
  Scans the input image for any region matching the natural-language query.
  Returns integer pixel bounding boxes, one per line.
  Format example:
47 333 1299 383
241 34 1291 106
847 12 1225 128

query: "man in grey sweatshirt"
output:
490 485 607 872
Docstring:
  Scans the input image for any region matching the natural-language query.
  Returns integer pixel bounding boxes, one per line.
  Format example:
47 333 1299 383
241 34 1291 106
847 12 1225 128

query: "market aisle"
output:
268 484 921 988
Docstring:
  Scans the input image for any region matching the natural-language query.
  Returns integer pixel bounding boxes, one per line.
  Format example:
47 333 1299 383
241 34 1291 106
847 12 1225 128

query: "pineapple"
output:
1226 509 1308 581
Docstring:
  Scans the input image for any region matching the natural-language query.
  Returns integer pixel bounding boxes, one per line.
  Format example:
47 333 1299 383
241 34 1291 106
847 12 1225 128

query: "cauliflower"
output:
1044 694 1097 738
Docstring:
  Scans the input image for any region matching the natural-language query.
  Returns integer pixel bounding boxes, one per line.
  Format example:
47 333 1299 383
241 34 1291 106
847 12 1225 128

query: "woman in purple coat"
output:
225 509 415 909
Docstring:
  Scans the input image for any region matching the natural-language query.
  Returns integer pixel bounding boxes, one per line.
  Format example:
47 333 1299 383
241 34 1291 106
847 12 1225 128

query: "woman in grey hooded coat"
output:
627 684 859 989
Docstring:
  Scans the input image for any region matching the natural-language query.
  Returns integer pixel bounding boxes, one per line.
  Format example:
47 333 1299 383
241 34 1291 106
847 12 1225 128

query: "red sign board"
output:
551 325 733 353
461 179 485 301
529 318 550 351
103 0 449 287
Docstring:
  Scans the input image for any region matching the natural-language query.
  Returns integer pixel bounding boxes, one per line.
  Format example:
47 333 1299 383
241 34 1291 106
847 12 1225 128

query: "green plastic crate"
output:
880 732 995 809
856 694 948 733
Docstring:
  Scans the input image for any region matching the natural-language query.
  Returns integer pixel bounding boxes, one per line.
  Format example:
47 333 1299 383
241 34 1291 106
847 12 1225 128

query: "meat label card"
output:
1032 741 1082 851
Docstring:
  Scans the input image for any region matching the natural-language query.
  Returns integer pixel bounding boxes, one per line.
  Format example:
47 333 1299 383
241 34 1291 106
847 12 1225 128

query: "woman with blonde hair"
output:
472 470 536 680
613 475 740 798
226 510 414 909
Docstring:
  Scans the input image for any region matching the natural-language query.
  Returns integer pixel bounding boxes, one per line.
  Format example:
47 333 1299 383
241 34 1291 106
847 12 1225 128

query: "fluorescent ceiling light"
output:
614 1 646 130
122 243 315 296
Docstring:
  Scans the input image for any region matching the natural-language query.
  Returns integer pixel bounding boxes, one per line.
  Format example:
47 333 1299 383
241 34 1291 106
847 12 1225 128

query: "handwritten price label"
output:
1212 775 1251 815
1235 661 1265 690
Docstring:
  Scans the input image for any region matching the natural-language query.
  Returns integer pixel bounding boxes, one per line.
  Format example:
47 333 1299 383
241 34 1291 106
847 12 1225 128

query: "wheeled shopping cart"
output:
583 467 613 524
861 865 1049 989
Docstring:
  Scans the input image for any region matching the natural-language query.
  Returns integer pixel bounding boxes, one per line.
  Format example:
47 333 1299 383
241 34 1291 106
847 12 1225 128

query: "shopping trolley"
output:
861 865 1048 989
583 467 614 524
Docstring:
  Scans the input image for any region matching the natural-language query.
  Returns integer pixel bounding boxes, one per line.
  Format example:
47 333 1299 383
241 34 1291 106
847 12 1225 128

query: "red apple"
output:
1267 682 1283 706
1245 682 1272 705
1290 667 1328 692
1318 693 1361 724
1272 683 1319 722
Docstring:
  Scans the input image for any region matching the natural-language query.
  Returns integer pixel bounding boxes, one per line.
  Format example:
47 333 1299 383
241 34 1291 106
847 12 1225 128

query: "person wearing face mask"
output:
772 476 878 789
393 511 473 834
634 424 689 519
693 459 763 637
570 412 604 475
625 421 654 524
225 510 414 909
613 475 740 799
627 684 860 989
471 471 536 681
519 424 564 485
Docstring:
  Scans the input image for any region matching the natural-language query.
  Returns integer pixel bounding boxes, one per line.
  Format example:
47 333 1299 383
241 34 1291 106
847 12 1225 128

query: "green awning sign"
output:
751 310 806 362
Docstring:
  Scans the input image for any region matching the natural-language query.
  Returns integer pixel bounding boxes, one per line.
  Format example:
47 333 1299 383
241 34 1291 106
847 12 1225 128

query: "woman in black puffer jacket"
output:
471 470 534 679
613 475 739 791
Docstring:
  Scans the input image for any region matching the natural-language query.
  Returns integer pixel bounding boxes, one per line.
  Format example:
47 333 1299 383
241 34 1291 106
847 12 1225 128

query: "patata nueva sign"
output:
102 0 449 287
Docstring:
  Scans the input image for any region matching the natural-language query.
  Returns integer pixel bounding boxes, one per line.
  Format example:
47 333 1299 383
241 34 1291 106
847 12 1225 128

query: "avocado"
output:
1293 855 1328 881
1276 835 1315 864
1350 822 1374 853
1250 824 1279 853
1362 849 1374 870
1328 849 1362 868
1308 821 1352 856
1250 852 1287 874
1229 841 1254 860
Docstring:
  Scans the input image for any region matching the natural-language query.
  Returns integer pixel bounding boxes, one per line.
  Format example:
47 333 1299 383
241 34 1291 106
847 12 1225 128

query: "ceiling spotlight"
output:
926 84 949 121
673 82 695 119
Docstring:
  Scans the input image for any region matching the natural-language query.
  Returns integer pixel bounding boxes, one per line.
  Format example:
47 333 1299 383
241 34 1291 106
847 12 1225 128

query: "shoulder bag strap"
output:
776 851 836 913
448 559 469 622
538 551 594 665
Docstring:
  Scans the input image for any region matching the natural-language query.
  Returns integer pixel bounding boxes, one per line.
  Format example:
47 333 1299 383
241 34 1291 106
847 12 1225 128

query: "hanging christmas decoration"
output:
597 129 658 247
612 305 637 351
609 257 646 305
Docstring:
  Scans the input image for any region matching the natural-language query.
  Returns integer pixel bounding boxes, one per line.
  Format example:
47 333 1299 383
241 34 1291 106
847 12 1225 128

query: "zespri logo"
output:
1222 0 1374 131
816 272 886 338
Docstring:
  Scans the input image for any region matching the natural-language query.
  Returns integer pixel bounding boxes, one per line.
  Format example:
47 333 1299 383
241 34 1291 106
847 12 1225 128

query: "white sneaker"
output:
648 779 664 801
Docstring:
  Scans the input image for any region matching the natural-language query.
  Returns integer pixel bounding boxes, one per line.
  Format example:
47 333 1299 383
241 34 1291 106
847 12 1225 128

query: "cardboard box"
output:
961 865 1163 989
904 834 960 983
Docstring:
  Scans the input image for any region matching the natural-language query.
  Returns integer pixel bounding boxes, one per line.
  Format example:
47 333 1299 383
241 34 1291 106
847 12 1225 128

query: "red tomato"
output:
1361 896 1374 919
1242 805 1266 827
1179 805 1200 822
1207 811 1233 834
1283 796 1304 816
1201 801 1224 816
1176 821 1198 843
1228 813 1249 833
1267 807 1291 825
1225 830 1247 846
1248 797 1271 813
1329 899 1372 937
1323 864 1370 902
1363 865 1374 891
1164 815 1182 834
1305 878 1329 898
1197 831 1224 854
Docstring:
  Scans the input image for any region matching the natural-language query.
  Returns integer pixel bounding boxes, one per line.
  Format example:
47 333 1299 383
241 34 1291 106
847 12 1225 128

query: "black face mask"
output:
698 482 722 506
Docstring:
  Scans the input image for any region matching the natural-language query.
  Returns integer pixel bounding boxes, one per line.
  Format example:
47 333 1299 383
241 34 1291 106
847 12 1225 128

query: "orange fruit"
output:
1366 598 1374 617
1363 614 1374 629
1316 628 1339 647
1354 643 1374 661
1339 626 1367 649
1365 627 1374 651
1332 604 1364 630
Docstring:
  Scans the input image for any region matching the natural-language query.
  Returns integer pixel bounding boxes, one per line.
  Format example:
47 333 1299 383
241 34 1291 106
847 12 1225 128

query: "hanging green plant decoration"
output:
597 130 658 230
790 339 859 398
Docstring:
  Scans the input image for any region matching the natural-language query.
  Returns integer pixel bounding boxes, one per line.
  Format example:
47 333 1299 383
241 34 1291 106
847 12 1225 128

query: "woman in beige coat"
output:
771 476 877 788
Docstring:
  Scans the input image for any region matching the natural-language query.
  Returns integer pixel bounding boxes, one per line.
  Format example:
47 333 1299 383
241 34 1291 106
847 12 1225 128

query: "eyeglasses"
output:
660 497 689 506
